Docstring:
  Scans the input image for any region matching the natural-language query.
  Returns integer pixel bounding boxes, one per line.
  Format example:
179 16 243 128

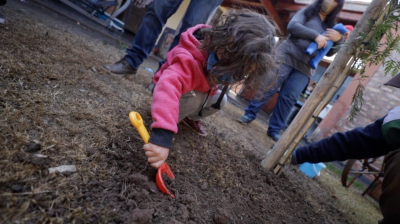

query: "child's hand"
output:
315 35 329 49
325 28 342 42
143 143 170 168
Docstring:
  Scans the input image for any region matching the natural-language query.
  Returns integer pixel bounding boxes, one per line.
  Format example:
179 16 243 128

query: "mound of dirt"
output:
1 1 352 223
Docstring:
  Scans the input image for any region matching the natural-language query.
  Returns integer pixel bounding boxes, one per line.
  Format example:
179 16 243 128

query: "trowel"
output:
129 111 175 198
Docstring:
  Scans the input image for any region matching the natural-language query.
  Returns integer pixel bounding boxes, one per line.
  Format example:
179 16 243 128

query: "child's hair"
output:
199 10 279 96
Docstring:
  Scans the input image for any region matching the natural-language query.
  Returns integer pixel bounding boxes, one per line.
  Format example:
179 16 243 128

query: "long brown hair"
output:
199 10 279 95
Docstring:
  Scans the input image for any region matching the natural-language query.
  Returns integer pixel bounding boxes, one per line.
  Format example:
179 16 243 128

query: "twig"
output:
0 190 54 196
139 162 148 174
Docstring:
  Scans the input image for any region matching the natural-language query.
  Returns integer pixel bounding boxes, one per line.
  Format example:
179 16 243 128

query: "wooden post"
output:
261 0 390 171
259 0 287 35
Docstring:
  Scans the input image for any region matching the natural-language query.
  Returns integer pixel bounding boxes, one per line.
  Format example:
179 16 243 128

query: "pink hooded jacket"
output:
149 24 216 148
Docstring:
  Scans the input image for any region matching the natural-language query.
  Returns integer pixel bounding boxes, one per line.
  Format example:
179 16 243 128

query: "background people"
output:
103 0 222 75
238 0 344 142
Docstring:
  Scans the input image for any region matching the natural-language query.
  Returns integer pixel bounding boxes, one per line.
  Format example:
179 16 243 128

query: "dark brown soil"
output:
1 1 353 223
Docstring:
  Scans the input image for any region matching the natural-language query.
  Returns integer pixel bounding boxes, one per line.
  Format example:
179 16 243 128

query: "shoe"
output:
0 14 5 24
102 58 137 75
182 118 207 136
238 115 252 124
147 82 155 93
267 133 280 142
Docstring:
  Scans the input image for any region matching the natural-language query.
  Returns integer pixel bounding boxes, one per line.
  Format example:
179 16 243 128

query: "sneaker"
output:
0 14 5 24
147 82 155 94
267 133 280 142
102 58 137 75
238 115 252 124
182 118 207 136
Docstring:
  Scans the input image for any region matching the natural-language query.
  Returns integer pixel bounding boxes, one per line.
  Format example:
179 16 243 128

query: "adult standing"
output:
102 0 223 75
238 0 344 142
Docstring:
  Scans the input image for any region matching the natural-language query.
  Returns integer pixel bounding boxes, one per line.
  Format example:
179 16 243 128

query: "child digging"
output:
144 10 279 168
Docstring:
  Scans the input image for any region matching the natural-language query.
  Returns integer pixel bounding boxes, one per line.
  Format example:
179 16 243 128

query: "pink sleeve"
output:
150 53 201 133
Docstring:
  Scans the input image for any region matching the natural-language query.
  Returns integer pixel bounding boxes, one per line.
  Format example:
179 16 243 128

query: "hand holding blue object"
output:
305 23 348 69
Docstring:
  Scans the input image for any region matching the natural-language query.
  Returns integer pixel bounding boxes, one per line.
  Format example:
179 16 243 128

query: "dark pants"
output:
124 0 222 70
379 149 400 224
244 64 309 135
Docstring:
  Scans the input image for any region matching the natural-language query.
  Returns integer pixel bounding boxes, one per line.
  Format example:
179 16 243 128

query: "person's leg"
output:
178 90 208 122
267 68 309 137
242 64 292 122
178 90 226 136
168 0 223 51
188 89 227 120
0 0 6 24
125 0 183 70
155 0 222 73
379 149 400 224
178 90 226 121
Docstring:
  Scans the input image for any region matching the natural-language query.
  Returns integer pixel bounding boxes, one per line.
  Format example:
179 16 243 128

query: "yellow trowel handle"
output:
129 111 150 144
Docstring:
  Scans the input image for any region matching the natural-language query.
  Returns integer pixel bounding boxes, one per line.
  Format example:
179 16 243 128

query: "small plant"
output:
119 43 128 51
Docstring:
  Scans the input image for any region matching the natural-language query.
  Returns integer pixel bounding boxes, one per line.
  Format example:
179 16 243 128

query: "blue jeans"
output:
124 0 222 70
244 64 310 135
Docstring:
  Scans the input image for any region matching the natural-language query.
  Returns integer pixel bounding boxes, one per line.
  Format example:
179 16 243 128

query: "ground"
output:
0 1 382 223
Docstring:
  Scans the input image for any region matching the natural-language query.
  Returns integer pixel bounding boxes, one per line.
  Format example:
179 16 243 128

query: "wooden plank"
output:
259 0 287 35
275 2 362 22
221 0 265 11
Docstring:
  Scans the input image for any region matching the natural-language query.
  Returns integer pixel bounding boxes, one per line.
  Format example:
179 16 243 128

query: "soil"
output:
1 1 356 223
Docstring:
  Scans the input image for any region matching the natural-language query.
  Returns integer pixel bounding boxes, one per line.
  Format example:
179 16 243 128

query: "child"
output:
143 10 278 168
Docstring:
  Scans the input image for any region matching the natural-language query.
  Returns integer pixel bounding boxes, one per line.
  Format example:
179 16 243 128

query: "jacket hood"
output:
177 24 210 63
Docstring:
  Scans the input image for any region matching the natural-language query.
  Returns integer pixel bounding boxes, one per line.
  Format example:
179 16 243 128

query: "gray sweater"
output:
277 8 341 77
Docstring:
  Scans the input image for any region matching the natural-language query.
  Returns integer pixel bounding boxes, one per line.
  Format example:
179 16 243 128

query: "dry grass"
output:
318 168 382 223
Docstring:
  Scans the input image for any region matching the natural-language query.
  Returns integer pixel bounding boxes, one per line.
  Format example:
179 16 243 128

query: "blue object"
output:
299 162 326 178
145 67 154 74
305 23 348 69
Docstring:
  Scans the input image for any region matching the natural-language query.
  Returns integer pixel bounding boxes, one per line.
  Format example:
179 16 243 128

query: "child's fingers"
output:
143 143 152 151
147 156 159 164
150 160 164 168
148 156 164 168
145 150 156 157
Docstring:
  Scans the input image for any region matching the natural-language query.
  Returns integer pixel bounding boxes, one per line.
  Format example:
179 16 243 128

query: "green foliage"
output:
350 83 364 120
349 0 400 122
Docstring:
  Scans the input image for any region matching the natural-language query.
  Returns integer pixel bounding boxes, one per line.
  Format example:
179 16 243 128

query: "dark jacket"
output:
293 116 399 164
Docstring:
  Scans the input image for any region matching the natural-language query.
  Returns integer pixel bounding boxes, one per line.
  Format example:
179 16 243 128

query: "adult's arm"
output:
293 117 397 164
286 8 321 41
